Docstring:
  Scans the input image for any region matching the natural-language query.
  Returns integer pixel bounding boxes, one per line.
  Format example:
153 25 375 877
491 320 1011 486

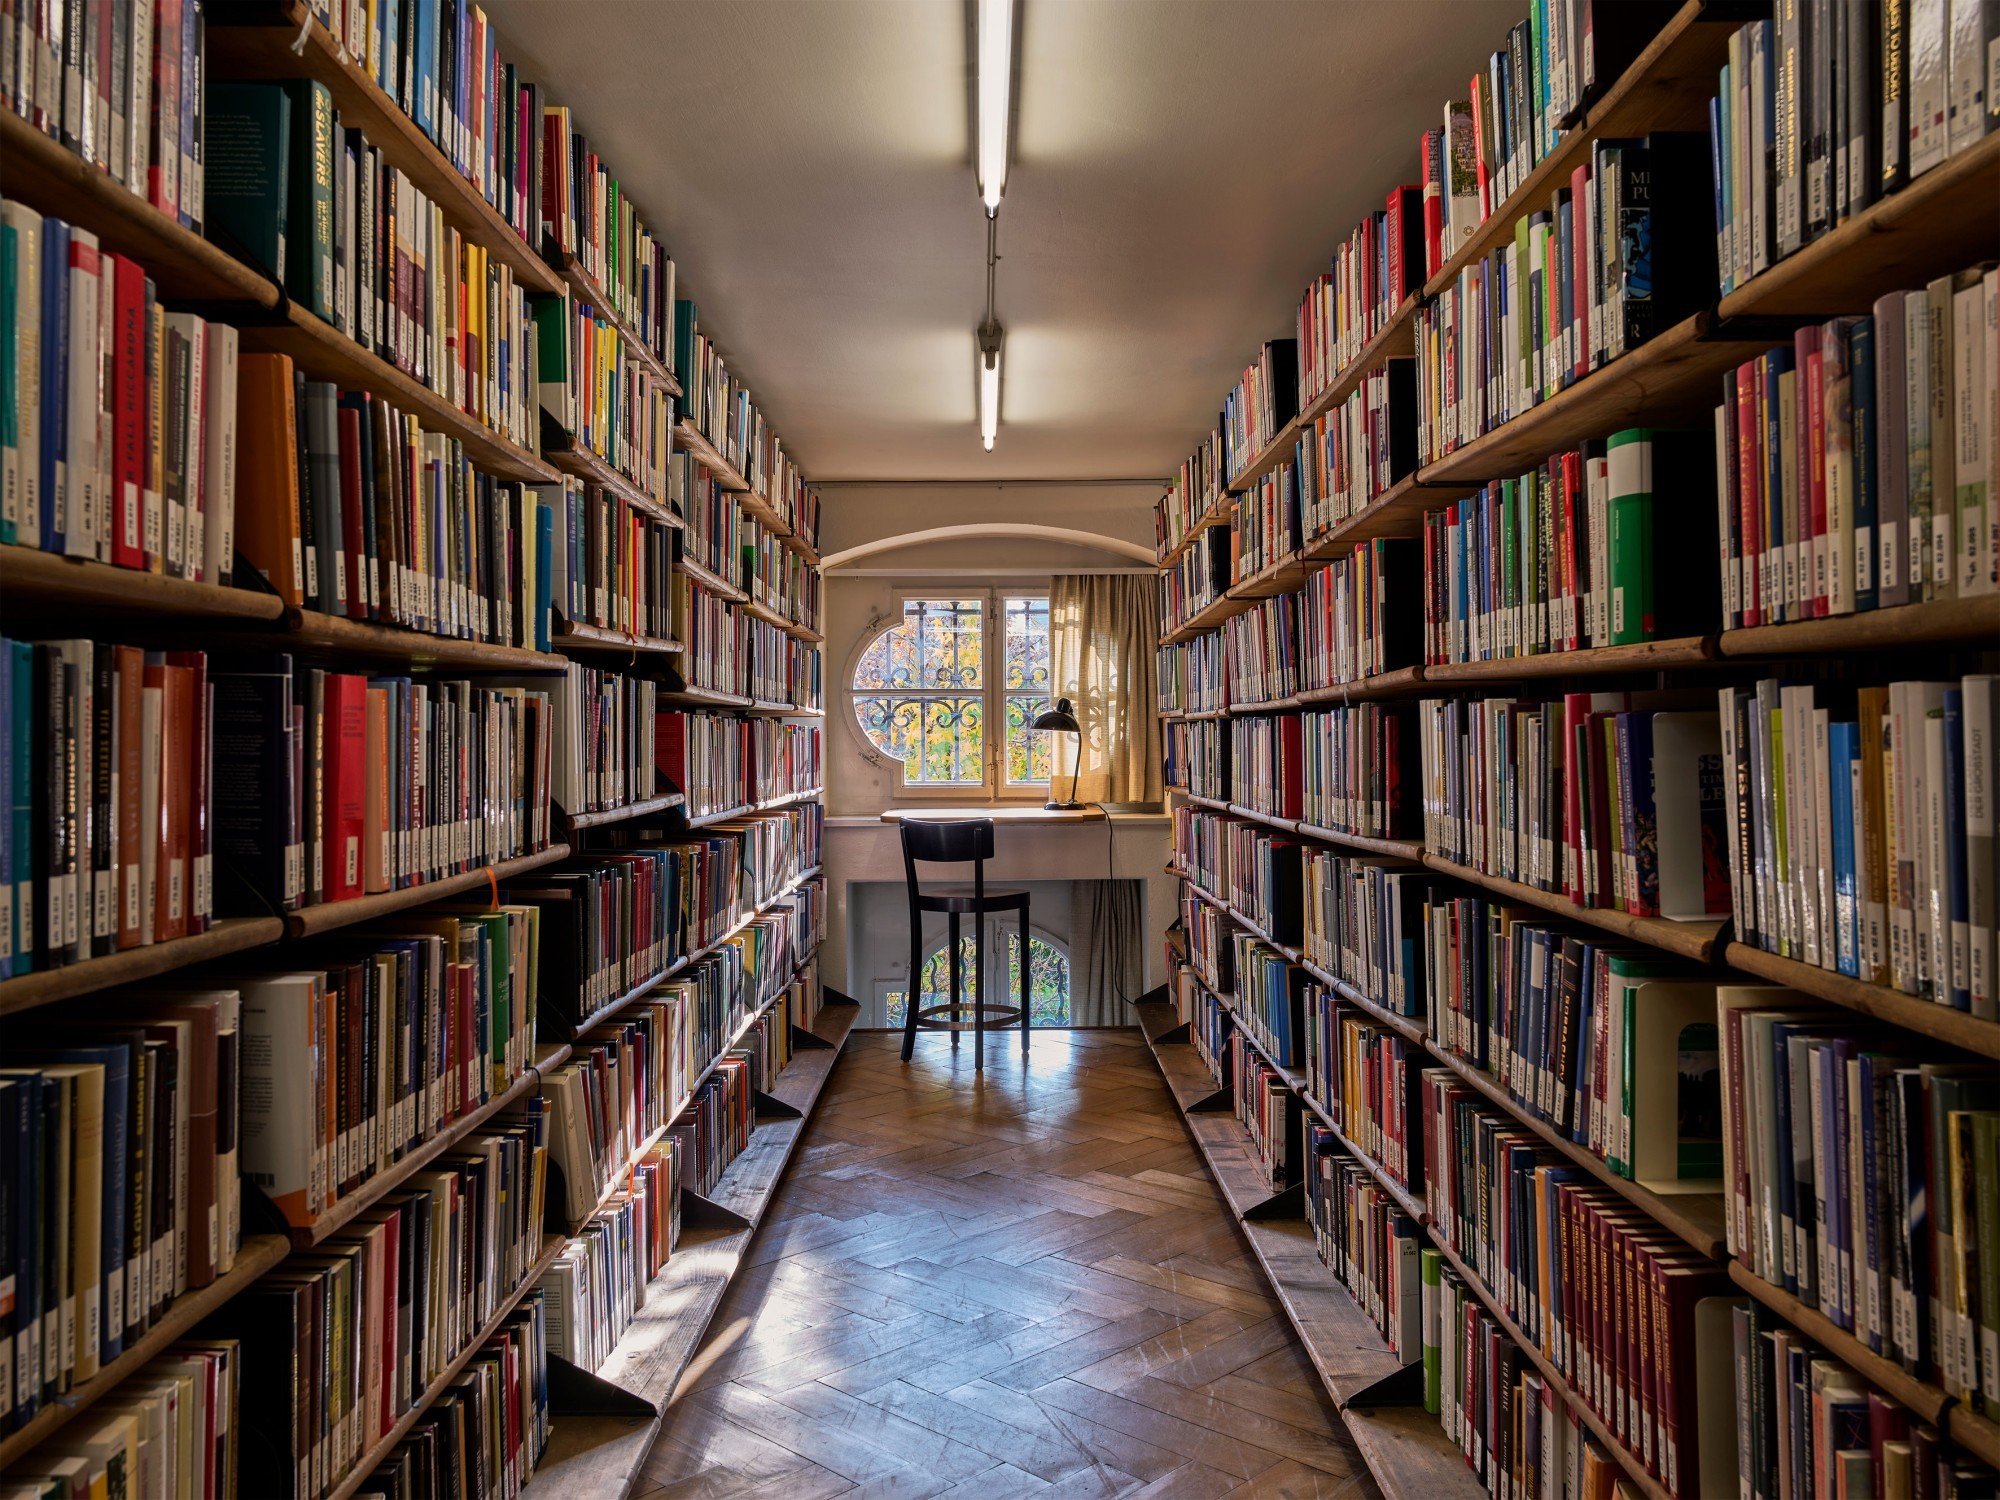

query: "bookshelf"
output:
0 3 830 1492
1153 3 2000 1497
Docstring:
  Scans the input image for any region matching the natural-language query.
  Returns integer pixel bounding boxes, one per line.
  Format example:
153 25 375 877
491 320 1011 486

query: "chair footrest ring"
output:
915 1001 1026 1030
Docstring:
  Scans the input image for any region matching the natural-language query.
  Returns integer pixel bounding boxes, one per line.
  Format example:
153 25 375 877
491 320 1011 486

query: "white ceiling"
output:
484 0 1522 482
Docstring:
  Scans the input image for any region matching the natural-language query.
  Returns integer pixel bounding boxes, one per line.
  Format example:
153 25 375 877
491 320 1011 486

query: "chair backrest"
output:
899 816 995 872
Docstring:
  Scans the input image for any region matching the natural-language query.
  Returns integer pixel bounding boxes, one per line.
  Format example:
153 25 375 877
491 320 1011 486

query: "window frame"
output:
874 921 1072 1029
842 583 1054 804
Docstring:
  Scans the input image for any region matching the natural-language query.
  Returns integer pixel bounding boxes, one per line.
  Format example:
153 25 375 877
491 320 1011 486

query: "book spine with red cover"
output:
323 673 367 902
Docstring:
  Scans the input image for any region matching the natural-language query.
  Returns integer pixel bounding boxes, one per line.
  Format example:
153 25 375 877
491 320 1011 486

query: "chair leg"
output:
1020 904 1030 1055
949 913 961 1053
974 914 986 1071
902 917 920 1062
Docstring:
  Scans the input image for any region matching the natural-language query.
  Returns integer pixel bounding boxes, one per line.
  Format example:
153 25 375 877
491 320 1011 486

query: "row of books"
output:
1222 339 1298 483
208 79 540 457
1232 463 1295 584
538 1136 678 1373
1414 133 1712 470
1158 529 1230 636
547 480 674 644
1230 1032 1299 1191
1156 634 1226 717
1 1338 242 1500
1295 192 1422 405
1718 988 2000 1413
0 0 206 229
544 996 683 1229
1304 537 1424 686
1155 432 1223 562
0 991 243 1422
1717 676 1999 1015
691 580 823 708
1305 997 1423 1197
655 713 822 820
674 306 789 503
1294 360 1418 542
533 292 675 495
212 1106 551 1500
0 205 241 580
541 107 676 367
674 1052 754 1200
240 913 543 1231
678 456 751 583
546 663 656 817
1163 718 1227 804
1221 594 1296 706
1302 850 1428 1020
1415 694 1731 921
1178 887 1235 1000
1717 268 2000 631
1422 426 1717 665
1229 932 1306 1065
1711 8 1999 299
1298 705 1415 840
744 514 822 631
1302 1125 1423 1362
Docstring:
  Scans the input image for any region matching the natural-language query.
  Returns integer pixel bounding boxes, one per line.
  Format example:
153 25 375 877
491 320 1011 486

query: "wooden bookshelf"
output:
203 0 567 301
0 1233 294 1468
562 792 688 831
732 484 821 566
545 443 681 528
1719 942 2000 1061
0 545 288 622
1419 853 1724 962
658 683 756 710
290 1043 572 1249
0 917 289 1017
542 245 683 394
1419 634 1720 682
327 1232 572 1500
553 620 686 659
672 421 752 492
676 554 748 602
1157 488 1233 569
0 111 280 307
281 608 568 670
747 699 823 717
742 594 825 643
1718 592 2000 657
284 843 573 939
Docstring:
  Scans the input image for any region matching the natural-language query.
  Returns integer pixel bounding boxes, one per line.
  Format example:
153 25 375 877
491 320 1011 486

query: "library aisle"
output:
649 1032 1368 1500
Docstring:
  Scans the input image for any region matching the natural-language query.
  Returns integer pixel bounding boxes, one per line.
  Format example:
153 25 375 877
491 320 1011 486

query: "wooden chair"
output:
898 818 1030 1068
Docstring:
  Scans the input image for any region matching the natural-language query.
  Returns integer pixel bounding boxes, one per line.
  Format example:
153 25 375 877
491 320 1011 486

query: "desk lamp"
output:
1032 698 1082 811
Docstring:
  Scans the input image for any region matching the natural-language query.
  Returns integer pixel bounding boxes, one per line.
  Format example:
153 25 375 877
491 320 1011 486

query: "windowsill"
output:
823 805 1171 829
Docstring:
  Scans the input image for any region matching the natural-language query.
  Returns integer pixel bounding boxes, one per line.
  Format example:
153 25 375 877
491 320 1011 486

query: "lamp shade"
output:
1031 697 1078 733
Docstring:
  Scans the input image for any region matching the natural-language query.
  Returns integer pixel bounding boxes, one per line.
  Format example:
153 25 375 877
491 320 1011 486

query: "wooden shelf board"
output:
1293 666 1430 706
1157 488 1234 569
0 112 281 307
0 546 288 622
283 608 567 670
1298 471 1471 555
0 917 288 1016
285 843 572 939
544 445 680 527
291 1044 571 1249
1718 132 2000 320
327 1233 571 1500
1718 593 2000 657
562 792 688 831
672 422 752 493
676 555 748 603
1291 823 1427 862
1419 853 1723 962
0 1233 293 1468
1420 634 1721 683
553 621 685 659
543 247 681 394
742 594 825 643
1417 314 1769 486
1720 942 2000 1060
1342 1405 1490 1500
1159 589 1253 646
1420 0 1732 304
1297 963 1432 1049
242 307 559 483
659 684 756 710
745 700 823 718
1229 553 1314 601
204 0 566 300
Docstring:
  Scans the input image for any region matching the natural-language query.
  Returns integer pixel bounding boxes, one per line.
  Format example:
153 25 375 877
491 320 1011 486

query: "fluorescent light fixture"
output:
977 0 1012 214
979 339 1001 450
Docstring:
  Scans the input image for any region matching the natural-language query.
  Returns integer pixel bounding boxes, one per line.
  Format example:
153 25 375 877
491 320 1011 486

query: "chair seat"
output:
914 884 1031 915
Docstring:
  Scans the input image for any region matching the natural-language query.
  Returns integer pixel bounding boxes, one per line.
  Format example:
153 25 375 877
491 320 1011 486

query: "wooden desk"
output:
879 806 1107 824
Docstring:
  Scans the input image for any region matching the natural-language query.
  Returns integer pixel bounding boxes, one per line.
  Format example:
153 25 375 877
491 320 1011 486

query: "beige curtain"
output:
1068 879 1142 1026
1049 575 1163 805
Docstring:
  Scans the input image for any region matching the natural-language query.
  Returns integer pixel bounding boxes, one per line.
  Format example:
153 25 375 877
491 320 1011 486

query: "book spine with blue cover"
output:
38 218 69 556
1829 719 1860 976
1848 316 1880 611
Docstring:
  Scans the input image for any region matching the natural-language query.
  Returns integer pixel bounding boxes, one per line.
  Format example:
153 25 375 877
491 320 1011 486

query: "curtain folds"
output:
1068 879 1141 1027
1048 574 1163 806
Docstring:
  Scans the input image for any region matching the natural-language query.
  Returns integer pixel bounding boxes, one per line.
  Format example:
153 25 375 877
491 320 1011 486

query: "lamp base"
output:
1043 799 1083 812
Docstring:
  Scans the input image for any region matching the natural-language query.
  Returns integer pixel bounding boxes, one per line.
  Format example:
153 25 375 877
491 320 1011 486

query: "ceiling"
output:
484 0 1522 483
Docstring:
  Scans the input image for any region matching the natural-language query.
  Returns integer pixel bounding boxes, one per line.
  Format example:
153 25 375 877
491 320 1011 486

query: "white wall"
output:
816 481 1175 1008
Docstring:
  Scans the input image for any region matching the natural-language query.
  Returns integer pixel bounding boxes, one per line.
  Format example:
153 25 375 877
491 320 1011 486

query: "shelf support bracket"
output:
679 1187 752 1233
754 1086 804 1121
545 1355 660 1417
791 1022 836 1051
1187 1084 1234 1114
1149 1021 1192 1045
1243 1182 1305 1220
1341 1359 1430 1410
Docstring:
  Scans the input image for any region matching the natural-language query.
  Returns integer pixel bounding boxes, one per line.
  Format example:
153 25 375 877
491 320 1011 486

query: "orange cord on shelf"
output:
482 866 500 909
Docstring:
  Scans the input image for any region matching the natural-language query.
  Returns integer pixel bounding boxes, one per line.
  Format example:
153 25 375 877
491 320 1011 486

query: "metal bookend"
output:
679 1186 752 1233
545 1354 659 1417
1242 1181 1306 1220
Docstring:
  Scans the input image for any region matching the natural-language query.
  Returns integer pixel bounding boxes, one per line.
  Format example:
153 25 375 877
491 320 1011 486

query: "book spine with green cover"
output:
1605 426 1652 645
285 79 337 323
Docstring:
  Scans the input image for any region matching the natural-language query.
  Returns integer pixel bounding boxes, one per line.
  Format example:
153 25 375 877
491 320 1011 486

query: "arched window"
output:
884 931 1070 1028
850 593 1050 795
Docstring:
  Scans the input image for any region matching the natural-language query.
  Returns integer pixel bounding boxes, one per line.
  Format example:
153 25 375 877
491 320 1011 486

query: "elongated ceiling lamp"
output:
973 0 1012 450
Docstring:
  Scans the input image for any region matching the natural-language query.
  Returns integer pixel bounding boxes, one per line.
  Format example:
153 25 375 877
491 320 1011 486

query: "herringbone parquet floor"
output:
639 1028 1373 1500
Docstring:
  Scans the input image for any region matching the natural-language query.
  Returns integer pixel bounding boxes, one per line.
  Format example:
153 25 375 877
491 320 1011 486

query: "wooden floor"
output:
641 1029 1373 1500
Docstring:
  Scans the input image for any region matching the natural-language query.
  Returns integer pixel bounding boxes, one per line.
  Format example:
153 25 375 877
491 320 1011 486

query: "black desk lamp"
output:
1033 697 1082 811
